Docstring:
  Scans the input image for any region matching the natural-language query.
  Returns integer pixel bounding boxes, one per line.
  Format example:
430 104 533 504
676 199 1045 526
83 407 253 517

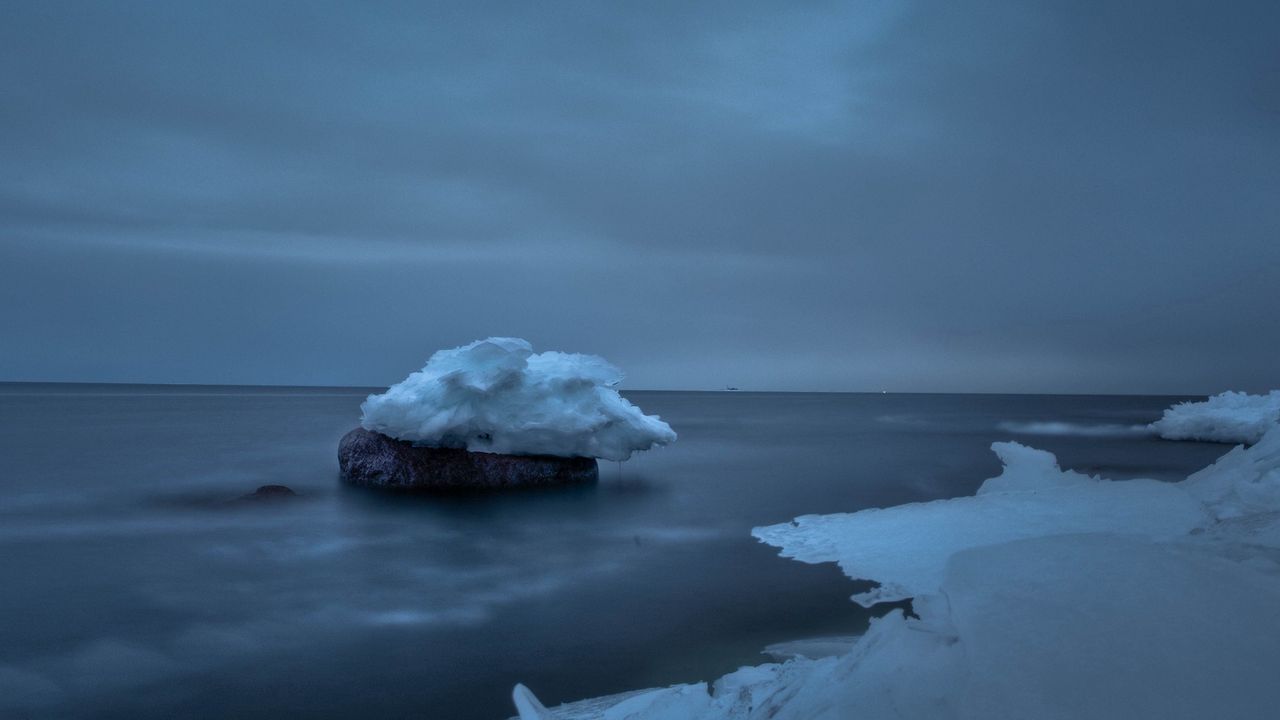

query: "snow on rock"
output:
512 426 1280 720
1150 390 1280 445
361 338 676 461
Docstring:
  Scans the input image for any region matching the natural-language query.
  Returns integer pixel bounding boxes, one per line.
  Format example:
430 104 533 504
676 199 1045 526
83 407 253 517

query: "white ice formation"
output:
512 425 1280 719
361 338 676 461
1150 390 1280 444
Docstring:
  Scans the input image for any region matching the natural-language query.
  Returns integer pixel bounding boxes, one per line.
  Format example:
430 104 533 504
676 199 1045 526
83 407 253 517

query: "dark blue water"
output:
0 386 1227 719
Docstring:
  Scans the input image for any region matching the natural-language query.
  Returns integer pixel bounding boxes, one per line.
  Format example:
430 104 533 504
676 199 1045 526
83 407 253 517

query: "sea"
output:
0 385 1228 719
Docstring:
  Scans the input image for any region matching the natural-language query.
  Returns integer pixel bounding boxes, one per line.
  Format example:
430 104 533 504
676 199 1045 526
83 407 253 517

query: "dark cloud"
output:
2 0 1276 392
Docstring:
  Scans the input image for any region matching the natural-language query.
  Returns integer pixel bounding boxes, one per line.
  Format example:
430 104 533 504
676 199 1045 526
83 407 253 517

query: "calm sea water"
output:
0 386 1227 720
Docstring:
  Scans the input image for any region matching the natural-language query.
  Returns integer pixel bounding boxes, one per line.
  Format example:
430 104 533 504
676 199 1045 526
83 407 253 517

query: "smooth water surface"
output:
0 386 1227 719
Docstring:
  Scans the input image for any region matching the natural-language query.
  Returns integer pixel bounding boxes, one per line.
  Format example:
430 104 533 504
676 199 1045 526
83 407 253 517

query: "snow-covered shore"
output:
513 425 1280 719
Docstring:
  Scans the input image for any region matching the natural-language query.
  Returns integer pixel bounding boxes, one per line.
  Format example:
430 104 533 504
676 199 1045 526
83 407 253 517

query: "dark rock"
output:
338 427 598 491
238 485 299 502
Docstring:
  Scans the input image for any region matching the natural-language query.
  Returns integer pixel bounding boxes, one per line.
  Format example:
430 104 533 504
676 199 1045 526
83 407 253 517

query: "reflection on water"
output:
0 386 1226 719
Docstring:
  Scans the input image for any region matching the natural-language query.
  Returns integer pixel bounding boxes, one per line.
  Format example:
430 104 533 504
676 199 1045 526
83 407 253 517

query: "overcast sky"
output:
1 0 1277 392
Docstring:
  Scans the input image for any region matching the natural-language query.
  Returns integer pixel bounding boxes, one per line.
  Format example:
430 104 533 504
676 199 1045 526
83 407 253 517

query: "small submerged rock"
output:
239 485 299 501
156 485 303 510
338 428 598 492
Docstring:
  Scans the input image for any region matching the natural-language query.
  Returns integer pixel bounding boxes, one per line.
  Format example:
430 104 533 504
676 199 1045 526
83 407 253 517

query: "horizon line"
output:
0 379 1209 399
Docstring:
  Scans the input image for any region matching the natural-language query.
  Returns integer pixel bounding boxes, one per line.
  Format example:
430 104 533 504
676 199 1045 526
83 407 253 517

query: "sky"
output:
1 0 1277 393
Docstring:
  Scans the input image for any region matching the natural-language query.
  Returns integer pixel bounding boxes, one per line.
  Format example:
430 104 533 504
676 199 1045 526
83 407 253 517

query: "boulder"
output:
338 427 598 491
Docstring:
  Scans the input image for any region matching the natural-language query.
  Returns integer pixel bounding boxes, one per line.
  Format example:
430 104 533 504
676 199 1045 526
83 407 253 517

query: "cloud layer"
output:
2 1 1277 392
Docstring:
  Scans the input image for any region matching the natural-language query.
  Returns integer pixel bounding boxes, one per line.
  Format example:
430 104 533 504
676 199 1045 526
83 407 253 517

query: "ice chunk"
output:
510 611 953 720
976 441 1100 494
1181 423 1280 519
514 682 717 720
1150 390 1280 444
361 338 676 461
512 684 553 720
761 635 861 661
